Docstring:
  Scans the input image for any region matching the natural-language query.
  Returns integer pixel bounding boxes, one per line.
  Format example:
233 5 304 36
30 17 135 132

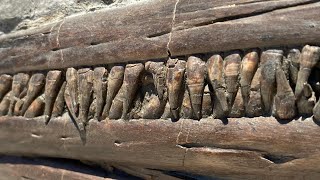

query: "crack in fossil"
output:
166 0 180 57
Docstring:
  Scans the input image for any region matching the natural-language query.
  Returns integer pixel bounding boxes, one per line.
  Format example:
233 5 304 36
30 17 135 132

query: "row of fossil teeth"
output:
0 45 320 128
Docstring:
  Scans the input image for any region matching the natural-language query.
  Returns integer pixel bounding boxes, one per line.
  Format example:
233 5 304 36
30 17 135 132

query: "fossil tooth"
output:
44 71 63 123
109 63 144 119
246 67 264 117
240 50 259 109
14 98 24 116
101 65 125 119
229 89 245 118
180 89 193 119
93 67 108 121
24 94 45 118
166 58 186 120
0 74 12 102
65 68 79 120
0 92 11 116
297 83 316 116
145 61 166 100
224 52 241 109
52 82 66 118
161 101 173 119
295 45 320 99
8 73 30 116
260 49 283 114
207 54 228 118
20 73 45 116
313 97 320 122
274 65 296 120
186 56 206 120
201 85 213 118
287 49 301 85
78 68 94 129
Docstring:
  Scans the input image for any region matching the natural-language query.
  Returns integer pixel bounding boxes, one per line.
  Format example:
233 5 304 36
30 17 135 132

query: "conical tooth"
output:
24 94 45 118
246 68 264 117
44 71 63 123
260 49 283 114
52 82 66 118
224 52 241 110
0 74 12 102
297 83 316 116
101 65 124 119
93 67 108 121
14 98 24 116
109 63 144 119
8 73 30 116
288 49 301 85
240 50 259 109
186 56 206 120
207 54 228 118
0 92 11 116
78 68 94 129
145 61 167 100
229 89 245 118
161 100 173 119
166 58 186 120
295 45 320 99
202 85 213 118
180 88 193 119
65 68 78 120
274 65 296 120
20 73 45 116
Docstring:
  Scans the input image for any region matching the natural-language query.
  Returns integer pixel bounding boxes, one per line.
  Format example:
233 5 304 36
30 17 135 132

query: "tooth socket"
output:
24 94 45 118
78 68 94 126
0 74 12 102
93 67 108 121
102 65 124 119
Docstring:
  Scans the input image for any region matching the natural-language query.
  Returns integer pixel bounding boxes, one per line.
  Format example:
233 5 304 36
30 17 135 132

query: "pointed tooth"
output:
44 71 63 123
274 65 296 120
93 67 108 121
202 85 213 118
207 54 228 117
166 58 186 120
8 73 30 116
20 73 45 116
161 100 173 119
260 49 283 114
240 50 259 109
109 63 144 119
297 83 316 116
224 52 241 109
64 82 77 121
101 65 124 119
229 89 245 118
186 56 205 120
78 68 94 128
180 89 193 119
0 74 12 102
145 61 166 100
287 49 301 85
246 68 264 117
0 92 11 116
65 68 79 117
52 82 66 118
24 94 45 118
295 45 320 99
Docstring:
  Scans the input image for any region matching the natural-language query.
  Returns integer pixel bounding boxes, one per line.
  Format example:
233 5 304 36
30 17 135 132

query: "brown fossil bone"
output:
207 54 228 118
166 58 186 120
0 92 11 116
24 94 45 118
78 68 94 130
246 67 264 117
145 61 166 100
180 89 193 119
109 63 144 119
0 74 12 102
64 68 79 120
287 48 301 85
239 50 259 109
186 56 206 120
93 67 108 121
44 71 63 124
224 52 241 110
260 49 283 114
101 65 125 119
274 64 296 120
8 73 30 116
51 82 66 118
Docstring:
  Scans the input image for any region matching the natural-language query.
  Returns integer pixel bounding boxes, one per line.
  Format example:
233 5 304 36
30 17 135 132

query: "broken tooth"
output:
65 68 79 119
52 82 66 118
186 56 206 120
93 67 108 121
246 67 264 117
166 58 186 120
274 65 296 120
260 49 283 114
24 94 45 118
297 83 316 116
109 63 144 119
240 50 259 109
145 61 167 100
0 74 12 102
207 54 228 118
101 65 124 119
295 45 320 99
44 71 63 123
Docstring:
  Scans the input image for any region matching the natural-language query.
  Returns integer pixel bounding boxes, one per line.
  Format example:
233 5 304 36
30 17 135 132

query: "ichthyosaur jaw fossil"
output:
1 0 320 179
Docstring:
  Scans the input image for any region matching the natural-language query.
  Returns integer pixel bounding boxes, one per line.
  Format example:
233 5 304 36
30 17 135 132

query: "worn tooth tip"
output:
44 115 50 124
